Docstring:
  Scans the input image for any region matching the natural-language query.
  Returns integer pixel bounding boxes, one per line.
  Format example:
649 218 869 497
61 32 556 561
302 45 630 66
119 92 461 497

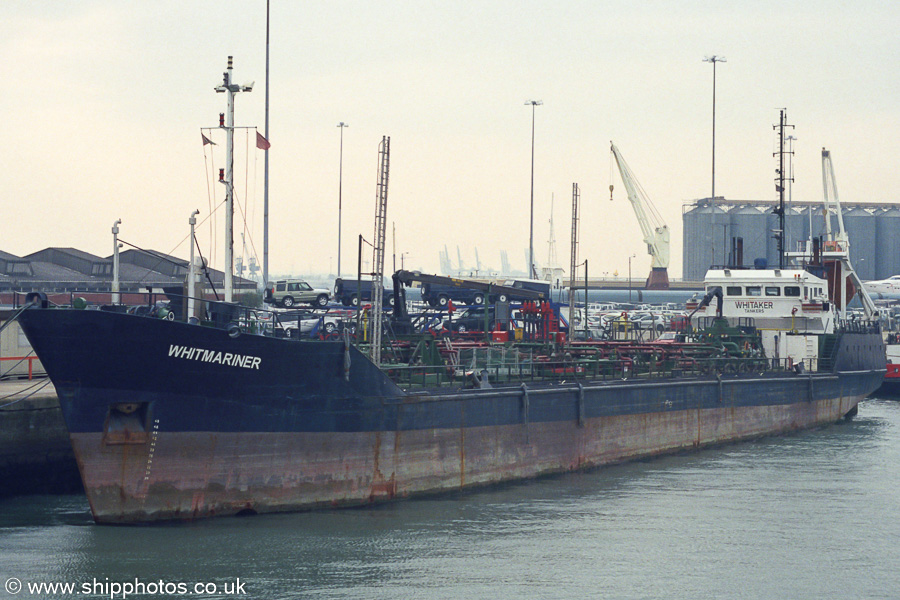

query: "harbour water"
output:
1 398 898 600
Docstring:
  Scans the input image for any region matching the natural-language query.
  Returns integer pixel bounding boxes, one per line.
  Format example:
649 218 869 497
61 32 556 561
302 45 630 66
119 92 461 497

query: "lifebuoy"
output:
226 323 241 338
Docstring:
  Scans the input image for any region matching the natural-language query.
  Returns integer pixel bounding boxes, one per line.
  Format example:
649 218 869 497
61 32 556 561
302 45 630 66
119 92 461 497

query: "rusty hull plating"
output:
18 307 884 524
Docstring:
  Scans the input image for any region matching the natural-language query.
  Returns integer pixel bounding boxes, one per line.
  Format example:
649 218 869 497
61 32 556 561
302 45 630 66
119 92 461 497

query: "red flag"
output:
201 133 216 146
256 131 271 150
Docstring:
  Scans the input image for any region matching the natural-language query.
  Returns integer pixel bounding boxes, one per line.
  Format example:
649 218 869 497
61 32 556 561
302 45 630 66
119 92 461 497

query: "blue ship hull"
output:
18 308 885 523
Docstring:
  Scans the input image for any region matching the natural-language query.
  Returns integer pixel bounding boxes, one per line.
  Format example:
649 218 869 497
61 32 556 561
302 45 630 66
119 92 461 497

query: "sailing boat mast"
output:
215 56 253 302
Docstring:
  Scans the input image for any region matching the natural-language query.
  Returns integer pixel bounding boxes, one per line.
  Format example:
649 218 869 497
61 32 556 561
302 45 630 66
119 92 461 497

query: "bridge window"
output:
765 287 781 296
785 286 801 297
746 286 762 296
726 286 742 296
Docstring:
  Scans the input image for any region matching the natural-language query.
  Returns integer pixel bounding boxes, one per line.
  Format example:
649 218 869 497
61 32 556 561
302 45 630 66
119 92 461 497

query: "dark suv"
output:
333 278 395 307
501 278 550 302
443 306 497 333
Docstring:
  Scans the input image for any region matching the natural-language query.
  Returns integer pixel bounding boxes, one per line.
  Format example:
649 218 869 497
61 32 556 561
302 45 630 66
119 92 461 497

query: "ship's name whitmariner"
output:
168 345 262 369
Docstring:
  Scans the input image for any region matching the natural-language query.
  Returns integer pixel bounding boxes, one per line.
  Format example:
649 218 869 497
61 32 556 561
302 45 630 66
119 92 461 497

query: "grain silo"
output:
681 203 706 281
875 207 900 279
842 207 876 280
728 205 766 268
783 205 807 255
682 201 727 280
681 199 900 283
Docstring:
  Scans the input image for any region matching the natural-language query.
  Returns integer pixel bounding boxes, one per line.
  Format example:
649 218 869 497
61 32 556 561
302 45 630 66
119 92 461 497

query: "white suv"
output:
265 279 330 308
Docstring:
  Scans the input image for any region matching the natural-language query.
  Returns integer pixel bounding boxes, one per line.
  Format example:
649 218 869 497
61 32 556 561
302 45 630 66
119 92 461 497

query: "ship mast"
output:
772 109 793 270
215 56 253 302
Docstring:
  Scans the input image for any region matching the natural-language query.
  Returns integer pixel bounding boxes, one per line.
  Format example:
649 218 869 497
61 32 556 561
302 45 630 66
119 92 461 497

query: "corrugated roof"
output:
25 261 97 283
27 247 108 262
0 246 257 291
116 263 184 285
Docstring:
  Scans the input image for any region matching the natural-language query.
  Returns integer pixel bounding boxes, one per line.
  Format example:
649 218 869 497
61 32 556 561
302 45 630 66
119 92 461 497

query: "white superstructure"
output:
700 268 834 333
692 268 836 369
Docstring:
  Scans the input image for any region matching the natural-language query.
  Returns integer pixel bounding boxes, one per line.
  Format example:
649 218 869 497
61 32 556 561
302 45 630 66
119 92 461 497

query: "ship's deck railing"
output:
836 318 881 335
386 350 817 390
42 292 357 340
40 292 458 342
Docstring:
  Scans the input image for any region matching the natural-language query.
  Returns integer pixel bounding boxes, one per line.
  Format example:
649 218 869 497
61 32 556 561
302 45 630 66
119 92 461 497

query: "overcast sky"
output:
3 1 898 281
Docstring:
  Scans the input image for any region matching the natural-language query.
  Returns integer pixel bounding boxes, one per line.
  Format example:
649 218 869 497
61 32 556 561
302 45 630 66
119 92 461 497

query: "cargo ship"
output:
16 249 885 523
14 63 885 522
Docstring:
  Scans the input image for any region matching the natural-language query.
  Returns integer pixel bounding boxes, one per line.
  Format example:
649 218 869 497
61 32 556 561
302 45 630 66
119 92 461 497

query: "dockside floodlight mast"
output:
704 55 726 266
609 142 670 289
263 2 270 292
337 122 349 278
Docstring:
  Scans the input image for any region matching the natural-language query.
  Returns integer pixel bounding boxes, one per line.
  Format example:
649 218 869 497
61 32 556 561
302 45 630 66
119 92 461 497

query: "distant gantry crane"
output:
609 142 670 289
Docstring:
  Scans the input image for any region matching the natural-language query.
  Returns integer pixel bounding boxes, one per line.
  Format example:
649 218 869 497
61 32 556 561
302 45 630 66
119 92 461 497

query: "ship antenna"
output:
772 109 794 270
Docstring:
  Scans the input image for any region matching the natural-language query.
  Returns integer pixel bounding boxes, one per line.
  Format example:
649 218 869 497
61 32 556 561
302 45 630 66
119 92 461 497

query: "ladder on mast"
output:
568 183 580 337
371 136 390 366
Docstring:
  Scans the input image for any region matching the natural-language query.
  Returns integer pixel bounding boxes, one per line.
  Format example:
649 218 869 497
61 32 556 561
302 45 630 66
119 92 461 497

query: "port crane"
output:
820 148 877 319
609 142 670 289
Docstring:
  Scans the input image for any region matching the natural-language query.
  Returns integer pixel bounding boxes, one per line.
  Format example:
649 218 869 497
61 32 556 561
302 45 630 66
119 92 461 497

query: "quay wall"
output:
0 381 81 497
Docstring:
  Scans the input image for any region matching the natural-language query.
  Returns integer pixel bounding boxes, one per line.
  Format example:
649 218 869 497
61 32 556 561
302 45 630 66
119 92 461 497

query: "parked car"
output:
654 331 680 343
333 278 395 307
443 306 495 333
265 279 330 308
442 305 523 333
569 328 608 341
629 312 667 333
274 309 343 337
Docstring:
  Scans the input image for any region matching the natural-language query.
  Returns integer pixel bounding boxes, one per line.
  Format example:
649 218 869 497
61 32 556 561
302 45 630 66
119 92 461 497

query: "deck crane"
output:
820 148 878 319
609 142 670 289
